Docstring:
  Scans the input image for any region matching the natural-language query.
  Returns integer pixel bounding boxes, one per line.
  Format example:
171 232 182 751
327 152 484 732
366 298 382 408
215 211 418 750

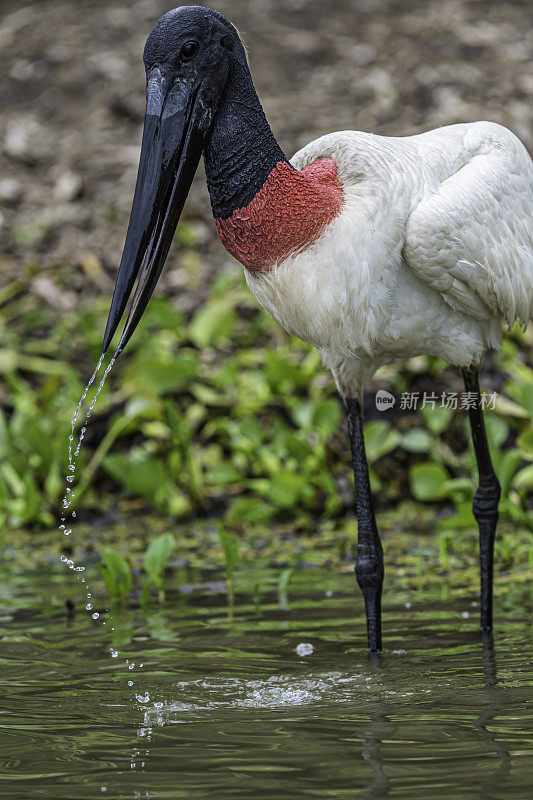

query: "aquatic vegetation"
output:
99 548 132 605
1 274 532 571
142 533 176 603
278 567 294 610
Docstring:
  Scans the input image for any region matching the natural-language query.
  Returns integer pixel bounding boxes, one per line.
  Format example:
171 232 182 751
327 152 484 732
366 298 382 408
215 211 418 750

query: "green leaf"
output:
497 449 523 497
125 350 198 395
517 427 533 460
99 549 132 602
218 530 238 580
513 464 533 492
103 454 173 509
267 472 306 508
512 383 533 417
484 414 509 452
410 462 449 501
439 499 475 529
364 421 400 461
224 496 273 525
420 405 453 435
189 299 236 348
204 463 242 486
144 533 175 591
400 428 432 453
278 567 294 610
311 399 342 436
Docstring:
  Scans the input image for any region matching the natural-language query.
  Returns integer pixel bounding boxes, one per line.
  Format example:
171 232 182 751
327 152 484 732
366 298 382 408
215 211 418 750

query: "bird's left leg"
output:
462 368 501 633
345 396 384 652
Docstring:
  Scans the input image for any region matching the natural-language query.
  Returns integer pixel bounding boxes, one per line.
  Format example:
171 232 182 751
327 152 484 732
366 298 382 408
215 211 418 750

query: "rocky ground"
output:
1 0 531 312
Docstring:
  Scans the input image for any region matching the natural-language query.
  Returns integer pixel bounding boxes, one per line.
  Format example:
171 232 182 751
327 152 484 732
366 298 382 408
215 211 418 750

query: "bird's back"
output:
292 121 533 328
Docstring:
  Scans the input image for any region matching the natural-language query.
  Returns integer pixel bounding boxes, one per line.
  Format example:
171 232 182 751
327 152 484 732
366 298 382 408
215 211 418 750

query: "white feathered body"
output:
245 121 533 395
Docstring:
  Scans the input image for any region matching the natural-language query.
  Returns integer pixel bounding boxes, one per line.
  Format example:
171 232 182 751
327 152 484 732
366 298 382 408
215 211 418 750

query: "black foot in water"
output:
356 560 384 653
345 396 384 653
463 368 501 635
473 481 501 633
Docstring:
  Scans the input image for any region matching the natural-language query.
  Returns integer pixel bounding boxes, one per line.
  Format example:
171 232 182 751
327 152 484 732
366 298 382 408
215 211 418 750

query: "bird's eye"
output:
180 41 198 61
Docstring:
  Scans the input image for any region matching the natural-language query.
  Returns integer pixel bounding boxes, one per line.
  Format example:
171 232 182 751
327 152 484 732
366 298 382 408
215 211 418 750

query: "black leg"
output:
345 397 384 652
462 368 501 633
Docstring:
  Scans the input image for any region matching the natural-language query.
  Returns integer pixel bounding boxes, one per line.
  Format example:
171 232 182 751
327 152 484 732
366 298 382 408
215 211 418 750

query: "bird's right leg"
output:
345 396 384 652
462 368 501 633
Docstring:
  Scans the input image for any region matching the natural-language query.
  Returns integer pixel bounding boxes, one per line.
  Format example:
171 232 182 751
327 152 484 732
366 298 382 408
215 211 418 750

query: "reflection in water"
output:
1 568 532 800
359 710 395 798
475 635 512 793
355 636 514 800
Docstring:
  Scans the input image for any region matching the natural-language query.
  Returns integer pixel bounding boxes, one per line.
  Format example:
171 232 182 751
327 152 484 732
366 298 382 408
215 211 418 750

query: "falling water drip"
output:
67 353 104 471
57 351 120 630
57 348 151 742
74 356 116 459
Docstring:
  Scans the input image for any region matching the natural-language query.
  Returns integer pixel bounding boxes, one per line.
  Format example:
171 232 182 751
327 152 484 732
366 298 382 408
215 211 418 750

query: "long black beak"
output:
102 69 206 354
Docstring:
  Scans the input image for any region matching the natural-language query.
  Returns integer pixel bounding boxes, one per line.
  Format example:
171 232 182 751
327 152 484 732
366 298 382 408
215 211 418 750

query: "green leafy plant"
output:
278 567 294 611
99 549 132 604
142 533 175 603
410 462 450 502
1 270 532 546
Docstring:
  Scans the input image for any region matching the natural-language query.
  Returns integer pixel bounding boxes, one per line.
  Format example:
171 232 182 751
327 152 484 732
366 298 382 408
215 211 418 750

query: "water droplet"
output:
59 525 65 530
110 649 118 658
405 601 412 609
71 511 76 518
136 692 150 703
92 612 99 620
129 663 135 670
63 529 71 536
86 603 93 611
296 642 314 657
66 475 74 483
60 555 67 563
68 464 75 472
128 680 133 687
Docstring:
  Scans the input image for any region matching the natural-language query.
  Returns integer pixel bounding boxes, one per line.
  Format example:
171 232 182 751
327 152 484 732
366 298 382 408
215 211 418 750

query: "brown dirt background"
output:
1 0 531 309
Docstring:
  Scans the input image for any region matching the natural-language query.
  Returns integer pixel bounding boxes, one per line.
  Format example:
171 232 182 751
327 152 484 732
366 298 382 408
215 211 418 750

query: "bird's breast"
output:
214 159 343 271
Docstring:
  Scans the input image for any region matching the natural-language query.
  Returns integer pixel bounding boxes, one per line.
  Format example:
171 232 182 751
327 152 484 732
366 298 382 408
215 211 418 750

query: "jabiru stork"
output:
102 6 533 652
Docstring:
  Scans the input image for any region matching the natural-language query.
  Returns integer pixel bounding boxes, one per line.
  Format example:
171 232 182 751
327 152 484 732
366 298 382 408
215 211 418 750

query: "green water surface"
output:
1 566 532 799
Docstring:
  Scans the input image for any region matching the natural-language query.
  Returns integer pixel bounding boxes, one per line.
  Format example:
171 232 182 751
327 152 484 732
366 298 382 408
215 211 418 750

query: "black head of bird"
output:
102 5 285 354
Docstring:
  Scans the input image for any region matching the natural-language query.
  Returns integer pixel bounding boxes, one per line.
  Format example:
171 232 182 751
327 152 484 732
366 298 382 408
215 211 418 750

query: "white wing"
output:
404 122 533 326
